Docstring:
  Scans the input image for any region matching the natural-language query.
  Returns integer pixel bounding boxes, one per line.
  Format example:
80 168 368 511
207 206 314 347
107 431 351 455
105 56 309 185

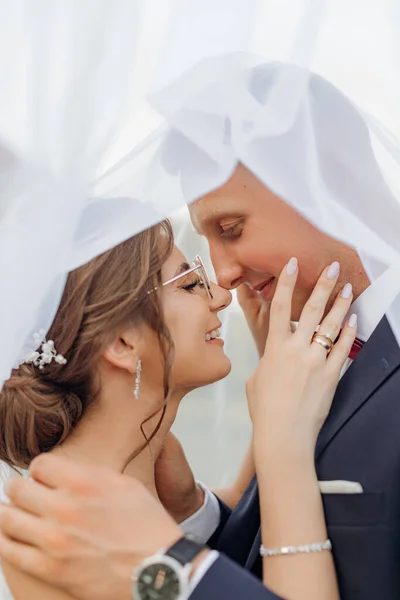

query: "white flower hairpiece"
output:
24 329 67 370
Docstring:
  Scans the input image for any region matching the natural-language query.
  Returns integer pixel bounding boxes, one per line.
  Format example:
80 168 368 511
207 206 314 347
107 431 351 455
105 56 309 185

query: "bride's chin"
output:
205 359 232 384
171 357 232 394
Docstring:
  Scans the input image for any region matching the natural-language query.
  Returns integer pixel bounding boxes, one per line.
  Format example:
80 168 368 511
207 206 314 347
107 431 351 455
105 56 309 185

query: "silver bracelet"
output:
260 539 332 557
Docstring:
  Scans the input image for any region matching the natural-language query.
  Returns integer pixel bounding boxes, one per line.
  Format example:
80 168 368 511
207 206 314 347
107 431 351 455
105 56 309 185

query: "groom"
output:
165 164 400 600
2 67 400 599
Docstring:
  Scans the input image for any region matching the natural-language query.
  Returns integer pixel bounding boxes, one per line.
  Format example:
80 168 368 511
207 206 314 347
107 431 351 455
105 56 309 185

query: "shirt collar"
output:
351 263 400 342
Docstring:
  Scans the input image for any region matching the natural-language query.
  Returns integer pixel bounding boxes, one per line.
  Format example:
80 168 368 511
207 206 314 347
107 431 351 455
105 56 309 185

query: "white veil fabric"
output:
1 0 400 483
0 0 266 389
151 55 400 321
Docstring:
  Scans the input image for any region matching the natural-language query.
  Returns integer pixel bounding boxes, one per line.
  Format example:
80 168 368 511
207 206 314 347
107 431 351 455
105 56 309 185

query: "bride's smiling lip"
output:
206 322 222 336
253 277 276 301
205 322 224 346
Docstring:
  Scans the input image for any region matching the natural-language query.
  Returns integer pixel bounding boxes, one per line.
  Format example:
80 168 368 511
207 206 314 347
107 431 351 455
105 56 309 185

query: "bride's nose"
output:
208 282 232 312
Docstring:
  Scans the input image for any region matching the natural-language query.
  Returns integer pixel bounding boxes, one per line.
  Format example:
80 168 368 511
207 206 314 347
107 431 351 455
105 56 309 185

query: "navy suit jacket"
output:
191 317 400 600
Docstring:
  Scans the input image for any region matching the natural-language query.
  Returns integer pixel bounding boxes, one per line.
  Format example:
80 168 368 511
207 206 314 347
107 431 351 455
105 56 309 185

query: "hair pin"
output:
25 330 67 370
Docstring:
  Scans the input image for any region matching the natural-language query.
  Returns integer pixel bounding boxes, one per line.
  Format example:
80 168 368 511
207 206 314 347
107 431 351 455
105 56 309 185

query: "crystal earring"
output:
134 359 142 400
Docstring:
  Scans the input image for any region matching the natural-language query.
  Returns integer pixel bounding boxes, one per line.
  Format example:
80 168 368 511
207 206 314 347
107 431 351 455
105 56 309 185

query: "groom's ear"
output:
103 329 140 374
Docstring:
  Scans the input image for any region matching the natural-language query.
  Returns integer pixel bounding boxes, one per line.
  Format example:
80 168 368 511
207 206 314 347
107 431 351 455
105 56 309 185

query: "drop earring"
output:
134 359 142 400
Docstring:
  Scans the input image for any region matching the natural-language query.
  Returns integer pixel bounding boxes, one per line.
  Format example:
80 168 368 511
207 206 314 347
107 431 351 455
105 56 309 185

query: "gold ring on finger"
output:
316 329 337 342
311 333 334 356
313 331 335 345
322 331 335 341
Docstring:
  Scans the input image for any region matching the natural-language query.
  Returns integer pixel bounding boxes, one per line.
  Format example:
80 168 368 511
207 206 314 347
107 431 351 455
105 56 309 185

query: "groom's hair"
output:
0 220 175 471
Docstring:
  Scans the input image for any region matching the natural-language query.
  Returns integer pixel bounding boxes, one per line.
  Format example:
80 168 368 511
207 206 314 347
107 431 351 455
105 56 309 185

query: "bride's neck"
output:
51 387 182 497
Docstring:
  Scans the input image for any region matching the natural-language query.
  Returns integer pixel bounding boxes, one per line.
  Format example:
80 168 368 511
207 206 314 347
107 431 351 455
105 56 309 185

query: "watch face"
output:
136 562 181 600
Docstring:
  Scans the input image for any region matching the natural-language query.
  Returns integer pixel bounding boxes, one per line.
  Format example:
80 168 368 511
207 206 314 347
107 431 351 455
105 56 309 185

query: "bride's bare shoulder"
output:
3 560 74 600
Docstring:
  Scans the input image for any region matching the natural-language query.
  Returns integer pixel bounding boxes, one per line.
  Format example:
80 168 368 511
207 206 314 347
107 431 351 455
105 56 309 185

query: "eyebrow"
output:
174 262 191 277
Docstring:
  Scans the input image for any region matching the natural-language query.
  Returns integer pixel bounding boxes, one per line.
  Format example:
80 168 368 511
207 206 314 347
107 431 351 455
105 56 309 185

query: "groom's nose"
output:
210 247 244 290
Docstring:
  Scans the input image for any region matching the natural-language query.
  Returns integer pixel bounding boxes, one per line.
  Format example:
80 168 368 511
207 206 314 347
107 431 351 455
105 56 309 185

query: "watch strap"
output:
165 536 205 566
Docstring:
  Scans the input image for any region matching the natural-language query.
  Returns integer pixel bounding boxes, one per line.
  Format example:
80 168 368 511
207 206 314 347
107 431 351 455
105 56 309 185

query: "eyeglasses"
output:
150 255 213 299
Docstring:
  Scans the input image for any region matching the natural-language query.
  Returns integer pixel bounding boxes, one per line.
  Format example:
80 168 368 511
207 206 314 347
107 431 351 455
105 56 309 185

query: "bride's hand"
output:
246 258 356 459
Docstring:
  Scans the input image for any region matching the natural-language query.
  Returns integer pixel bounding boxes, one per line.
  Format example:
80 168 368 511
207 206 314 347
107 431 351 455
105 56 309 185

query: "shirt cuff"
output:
180 481 221 544
188 550 219 597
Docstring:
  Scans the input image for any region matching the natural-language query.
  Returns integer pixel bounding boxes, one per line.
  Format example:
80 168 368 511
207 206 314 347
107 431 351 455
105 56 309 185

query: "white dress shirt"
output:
185 265 400 584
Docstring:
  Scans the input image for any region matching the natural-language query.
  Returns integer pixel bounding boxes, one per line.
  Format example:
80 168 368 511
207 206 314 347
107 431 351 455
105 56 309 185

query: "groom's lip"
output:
254 277 276 300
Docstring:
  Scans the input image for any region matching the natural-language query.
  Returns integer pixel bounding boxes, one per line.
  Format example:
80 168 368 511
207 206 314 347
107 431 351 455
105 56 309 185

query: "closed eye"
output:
220 222 243 239
180 277 205 292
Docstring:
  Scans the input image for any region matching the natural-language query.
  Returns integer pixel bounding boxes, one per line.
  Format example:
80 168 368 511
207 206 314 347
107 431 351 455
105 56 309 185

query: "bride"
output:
0 218 236 599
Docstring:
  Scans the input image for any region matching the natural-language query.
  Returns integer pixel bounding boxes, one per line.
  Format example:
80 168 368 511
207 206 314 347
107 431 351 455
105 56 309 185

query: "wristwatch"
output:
132 536 206 600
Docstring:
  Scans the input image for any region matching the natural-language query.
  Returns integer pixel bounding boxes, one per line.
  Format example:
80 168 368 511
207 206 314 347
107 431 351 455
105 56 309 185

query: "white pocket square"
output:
318 480 363 494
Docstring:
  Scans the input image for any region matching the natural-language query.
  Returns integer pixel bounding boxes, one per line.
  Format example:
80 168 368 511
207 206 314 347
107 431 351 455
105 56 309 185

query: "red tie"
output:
349 338 364 360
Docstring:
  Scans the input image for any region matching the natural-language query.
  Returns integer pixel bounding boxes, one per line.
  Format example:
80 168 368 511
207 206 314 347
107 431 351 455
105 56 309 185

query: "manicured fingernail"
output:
327 261 340 279
286 257 298 275
341 283 352 299
348 313 357 328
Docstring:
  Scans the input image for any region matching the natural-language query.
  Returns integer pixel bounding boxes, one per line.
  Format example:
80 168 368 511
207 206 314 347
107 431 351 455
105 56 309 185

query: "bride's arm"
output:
4 561 74 600
254 446 338 600
248 259 355 600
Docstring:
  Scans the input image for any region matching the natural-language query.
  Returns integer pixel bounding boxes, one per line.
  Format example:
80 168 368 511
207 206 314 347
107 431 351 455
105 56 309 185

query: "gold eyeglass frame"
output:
150 255 213 299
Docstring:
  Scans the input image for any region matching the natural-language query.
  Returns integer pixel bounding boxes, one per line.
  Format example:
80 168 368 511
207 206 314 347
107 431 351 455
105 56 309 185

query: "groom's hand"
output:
0 454 182 600
237 284 271 357
155 432 205 522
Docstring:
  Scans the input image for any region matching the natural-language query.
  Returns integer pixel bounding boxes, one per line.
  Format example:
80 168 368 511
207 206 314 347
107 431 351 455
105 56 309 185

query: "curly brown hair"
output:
0 220 174 470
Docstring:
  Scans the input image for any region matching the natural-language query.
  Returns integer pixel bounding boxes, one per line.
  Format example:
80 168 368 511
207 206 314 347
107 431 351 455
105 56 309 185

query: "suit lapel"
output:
245 527 262 572
245 317 400 572
315 316 400 459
